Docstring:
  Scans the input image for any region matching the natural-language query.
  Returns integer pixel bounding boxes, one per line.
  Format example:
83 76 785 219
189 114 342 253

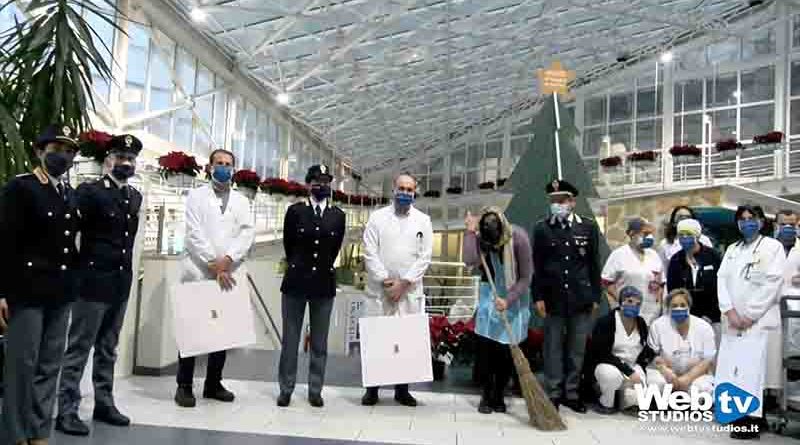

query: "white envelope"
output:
359 313 433 387
170 272 257 358
715 332 767 417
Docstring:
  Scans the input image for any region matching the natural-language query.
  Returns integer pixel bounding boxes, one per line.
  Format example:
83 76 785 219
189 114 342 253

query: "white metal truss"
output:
176 0 776 172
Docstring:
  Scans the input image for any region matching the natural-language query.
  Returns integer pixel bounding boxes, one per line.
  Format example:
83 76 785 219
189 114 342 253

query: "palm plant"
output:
0 0 120 185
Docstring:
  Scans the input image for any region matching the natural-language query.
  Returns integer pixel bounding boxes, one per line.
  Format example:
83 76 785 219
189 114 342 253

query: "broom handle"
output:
479 253 520 346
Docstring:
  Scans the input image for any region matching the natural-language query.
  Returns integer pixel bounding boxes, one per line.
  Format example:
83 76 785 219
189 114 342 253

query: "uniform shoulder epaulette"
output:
15 172 32 178
578 214 595 223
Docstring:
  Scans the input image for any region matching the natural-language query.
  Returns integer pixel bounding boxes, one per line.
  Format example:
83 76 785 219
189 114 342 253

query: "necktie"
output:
315 205 322 218
56 183 64 196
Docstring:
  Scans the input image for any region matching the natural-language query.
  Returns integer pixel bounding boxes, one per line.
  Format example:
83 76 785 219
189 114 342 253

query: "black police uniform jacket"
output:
0 168 80 305
533 213 602 317
281 199 346 299
76 175 142 302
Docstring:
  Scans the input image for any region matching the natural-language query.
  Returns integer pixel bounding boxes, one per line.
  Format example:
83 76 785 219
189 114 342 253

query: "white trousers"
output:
646 368 715 395
594 363 645 408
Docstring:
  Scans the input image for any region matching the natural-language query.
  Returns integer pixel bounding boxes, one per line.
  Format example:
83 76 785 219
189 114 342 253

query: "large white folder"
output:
170 272 257 358
715 332 767 417
359 313 433 387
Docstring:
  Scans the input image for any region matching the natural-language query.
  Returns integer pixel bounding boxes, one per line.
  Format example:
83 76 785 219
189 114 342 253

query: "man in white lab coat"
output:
174 149 255 408
360 174 433 407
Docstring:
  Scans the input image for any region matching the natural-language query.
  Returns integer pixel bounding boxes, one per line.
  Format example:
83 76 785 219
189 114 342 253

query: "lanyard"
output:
739 236 765 280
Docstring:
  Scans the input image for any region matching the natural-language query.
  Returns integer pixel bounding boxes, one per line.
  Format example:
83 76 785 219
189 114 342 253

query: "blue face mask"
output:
394 192 414 207
738 219 761 241
640 235 655 249
777 225 797 245
550 203 570 219
671 308 689 324
679 235 696 251
212 165 233 183
622 304 640 319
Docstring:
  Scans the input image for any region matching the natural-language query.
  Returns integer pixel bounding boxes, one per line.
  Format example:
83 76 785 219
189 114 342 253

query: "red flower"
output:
600 156 622 168
79 130 113 145
260 177 290 195
627 150 657 162
714 139 743 152
77 130 114 162
670 144 702 157
158 151 201 177
753 131 783 145
233 169 261 189
333 190 348 203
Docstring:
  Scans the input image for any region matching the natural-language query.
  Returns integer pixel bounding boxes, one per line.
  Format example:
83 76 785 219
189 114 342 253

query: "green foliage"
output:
0 0 120 185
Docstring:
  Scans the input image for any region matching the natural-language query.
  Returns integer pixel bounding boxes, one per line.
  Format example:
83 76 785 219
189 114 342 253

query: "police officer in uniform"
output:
532 179 601 414
0 125 81 445
55 134 143 436
277 164 346 408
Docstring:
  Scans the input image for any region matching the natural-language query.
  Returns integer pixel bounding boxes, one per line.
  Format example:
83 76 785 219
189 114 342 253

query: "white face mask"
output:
550 203 571 219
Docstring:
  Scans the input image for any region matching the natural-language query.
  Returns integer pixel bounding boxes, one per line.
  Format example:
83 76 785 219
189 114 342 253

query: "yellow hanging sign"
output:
537 61 575 96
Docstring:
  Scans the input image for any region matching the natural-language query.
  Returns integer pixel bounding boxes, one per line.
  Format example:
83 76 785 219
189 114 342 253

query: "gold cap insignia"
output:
125 135 133 147
320 165 327 174
62 126 72 137
552 180 559 191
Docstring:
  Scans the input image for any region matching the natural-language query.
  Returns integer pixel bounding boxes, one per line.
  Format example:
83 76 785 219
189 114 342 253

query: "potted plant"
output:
497 178 508 188
233 169 260 199
260 177 290 198
627 150 657 163
600 156 623 169
429 316 475 381
333 190 348 204
446 186 463 195
669 144 702 158
423 190 441 198
75 130 113 176
753 131 783 145
478 181 495 191
0 1 121 186
714 139 744 159
287 180 309 201
158 151 202 187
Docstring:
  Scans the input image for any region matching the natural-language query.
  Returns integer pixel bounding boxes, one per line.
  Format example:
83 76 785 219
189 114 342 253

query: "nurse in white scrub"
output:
717 205 785 440
646 289 716 396
602 217 664 324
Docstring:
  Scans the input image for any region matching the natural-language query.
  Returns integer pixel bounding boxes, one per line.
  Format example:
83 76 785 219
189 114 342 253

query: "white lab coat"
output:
362 205 433 316
717 235 785 389
181 185 256 283
782 246 800 357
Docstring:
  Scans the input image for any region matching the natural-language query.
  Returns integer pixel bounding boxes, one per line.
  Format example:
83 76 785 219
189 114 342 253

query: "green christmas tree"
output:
504 96 611 318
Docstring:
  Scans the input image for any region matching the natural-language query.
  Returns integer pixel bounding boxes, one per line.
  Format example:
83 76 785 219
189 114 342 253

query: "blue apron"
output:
475 252 531 345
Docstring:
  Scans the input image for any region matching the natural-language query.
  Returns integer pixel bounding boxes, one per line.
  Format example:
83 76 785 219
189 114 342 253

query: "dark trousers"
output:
543 311 592 401
58 298 129 416
3 303 70 444
477 335 512 396
278 294 334 396
177 350 227 388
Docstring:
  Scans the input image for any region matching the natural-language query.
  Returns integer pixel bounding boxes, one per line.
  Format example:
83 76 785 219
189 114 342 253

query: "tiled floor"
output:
48 375 798 445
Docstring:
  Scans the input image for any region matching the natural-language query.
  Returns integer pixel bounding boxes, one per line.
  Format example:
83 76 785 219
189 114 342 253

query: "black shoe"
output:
592 403 619 415
93 405 131 427
563 399 587 414
277 393 291 407
175 385 196 408
478 395 493 414
362 388 379 406
490 392 507 413
55 413 90 436
394 390 418 407
549 397 561 411
309 394 324 408
203 384 235 402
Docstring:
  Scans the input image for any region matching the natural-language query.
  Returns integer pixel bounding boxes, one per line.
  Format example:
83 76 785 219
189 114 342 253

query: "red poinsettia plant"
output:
715 139 743 152
669 144 702 157
430 315 476 363
260 178 290 195
753 131 783 145
600 156 622 168
158 151 201 177
627 150 657 163
333 190 348 203
287 180 309 198
478 181 495 190
77 130 113 163
233 169 260 190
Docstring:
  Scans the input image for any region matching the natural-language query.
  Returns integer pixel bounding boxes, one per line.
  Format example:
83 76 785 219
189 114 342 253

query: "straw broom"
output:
479 254 566 431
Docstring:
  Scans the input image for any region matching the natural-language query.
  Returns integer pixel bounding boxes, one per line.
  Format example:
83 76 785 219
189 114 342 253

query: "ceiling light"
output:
190 8 207 22
660 51 673 63
277 92 290 105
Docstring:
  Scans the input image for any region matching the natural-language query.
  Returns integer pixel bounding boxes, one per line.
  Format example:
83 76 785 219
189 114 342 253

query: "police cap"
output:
35 124 78 150
108 134 143 156
546 179 578 197
306 164 333 183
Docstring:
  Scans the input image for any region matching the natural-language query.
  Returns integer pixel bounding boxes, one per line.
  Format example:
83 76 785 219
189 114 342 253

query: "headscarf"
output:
676 218 702 237
478 206 517 287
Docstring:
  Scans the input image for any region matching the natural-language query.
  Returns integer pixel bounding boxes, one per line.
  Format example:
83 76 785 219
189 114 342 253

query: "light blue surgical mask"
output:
550 203 570 220
212 165 233 183
738 219 761 241
777 224 797 246
679 235 696 252
640 234 655 249
671 308 689 324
